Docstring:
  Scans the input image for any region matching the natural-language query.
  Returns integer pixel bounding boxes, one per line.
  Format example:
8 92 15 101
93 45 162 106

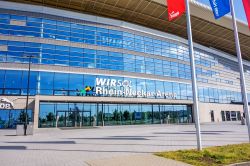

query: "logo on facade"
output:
76 86 95 96
211 0 219 17
0 98 14 109
169 11 180 19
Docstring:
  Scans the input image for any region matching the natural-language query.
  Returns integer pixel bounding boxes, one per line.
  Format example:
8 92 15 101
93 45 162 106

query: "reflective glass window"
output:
39 102 55 128
0 70 5 88
69 74 84 96
136 79 146 98
39 72 54 95
53 73 69 95
21 71 38 95
5 70 22 89
172 83 180 99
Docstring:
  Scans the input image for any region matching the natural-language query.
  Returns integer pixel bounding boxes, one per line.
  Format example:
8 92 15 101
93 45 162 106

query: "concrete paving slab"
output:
86 154 191 166
0 122 248 166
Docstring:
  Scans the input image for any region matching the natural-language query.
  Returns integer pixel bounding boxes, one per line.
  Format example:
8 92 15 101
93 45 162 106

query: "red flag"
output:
167 0 186 21
242 0 250 29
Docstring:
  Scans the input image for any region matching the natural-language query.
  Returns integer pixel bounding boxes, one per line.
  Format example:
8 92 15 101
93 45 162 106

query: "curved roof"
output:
5 0 250 60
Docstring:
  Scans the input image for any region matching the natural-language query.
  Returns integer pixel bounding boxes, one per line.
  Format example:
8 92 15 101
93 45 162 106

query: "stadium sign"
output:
0 98 14 109
95 78 176 98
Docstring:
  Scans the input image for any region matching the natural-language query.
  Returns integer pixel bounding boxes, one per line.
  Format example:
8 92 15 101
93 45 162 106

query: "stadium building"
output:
0 0 250 129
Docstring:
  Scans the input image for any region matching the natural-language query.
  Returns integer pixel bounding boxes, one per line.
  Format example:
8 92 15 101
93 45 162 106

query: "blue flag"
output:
209 0 230 19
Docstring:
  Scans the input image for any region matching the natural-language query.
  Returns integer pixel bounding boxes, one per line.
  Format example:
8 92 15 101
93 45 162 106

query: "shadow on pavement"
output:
5 141 76 144
154 132 222 135
0 146 26 150
111 136 158 138
67 137 149 140
183 131 233 133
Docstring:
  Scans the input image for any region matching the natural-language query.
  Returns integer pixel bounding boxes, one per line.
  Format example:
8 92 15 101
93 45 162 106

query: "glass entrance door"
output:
56 110 91 127
56 111 67 127
82 111 91 127
67 110 81 127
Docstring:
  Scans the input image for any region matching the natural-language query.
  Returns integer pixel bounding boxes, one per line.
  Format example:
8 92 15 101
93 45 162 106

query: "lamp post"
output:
23 55 34 136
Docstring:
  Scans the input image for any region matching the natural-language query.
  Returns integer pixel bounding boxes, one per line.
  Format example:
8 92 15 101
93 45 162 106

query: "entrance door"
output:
82 111 91 127
210 110 215 122
226 111 231 121
75 111 89 127
56 111 67 127
56 111 91 127
230 111 237 121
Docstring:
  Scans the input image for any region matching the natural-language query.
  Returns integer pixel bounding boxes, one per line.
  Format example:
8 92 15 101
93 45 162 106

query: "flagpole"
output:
185 0 202 150
230 0 250 141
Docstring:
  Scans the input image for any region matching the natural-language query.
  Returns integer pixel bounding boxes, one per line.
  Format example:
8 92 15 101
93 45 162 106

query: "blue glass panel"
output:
39 72 54 91
0 51 6 62
41 59 54 65
5 70 22 88
70 47 83 53
42 44 55 49
24 47 41 52
11 15 26 21
164 82 173 95
8 46 24 52
71 32 83 38
54 60 69 66
0 14 10 19
57 21 70 27
21 71 38 89
146 80 156 99
69 62 82 67
71 23 84 29
43 19 56 25
71 37 83 43
43 24 56 29
26 22 42 27
54 73 69 90
57 26 70 31
136 79 146 98
0 29 9 35
27 17 42 22
4 89 21 95
0 19 10 24
43 29 57 36
10 30 28 36
56 35 70 41
0 23 10 29
69 74 84 91
54 55 69 61
0 70 5 88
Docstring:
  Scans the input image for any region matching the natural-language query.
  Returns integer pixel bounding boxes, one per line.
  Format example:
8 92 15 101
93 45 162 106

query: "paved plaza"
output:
0 122 249 166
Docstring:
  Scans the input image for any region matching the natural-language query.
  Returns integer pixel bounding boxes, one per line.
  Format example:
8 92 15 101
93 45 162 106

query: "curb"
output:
227 162 250 166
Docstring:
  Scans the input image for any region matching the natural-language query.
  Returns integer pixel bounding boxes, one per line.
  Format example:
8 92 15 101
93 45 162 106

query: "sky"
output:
197 0 247 23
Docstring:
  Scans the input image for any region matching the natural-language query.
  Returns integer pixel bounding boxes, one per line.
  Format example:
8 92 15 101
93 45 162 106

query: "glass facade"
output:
0 69 244 103
39 102 192 128
0 109 32 129
0 7 249 128
0 11 249 87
